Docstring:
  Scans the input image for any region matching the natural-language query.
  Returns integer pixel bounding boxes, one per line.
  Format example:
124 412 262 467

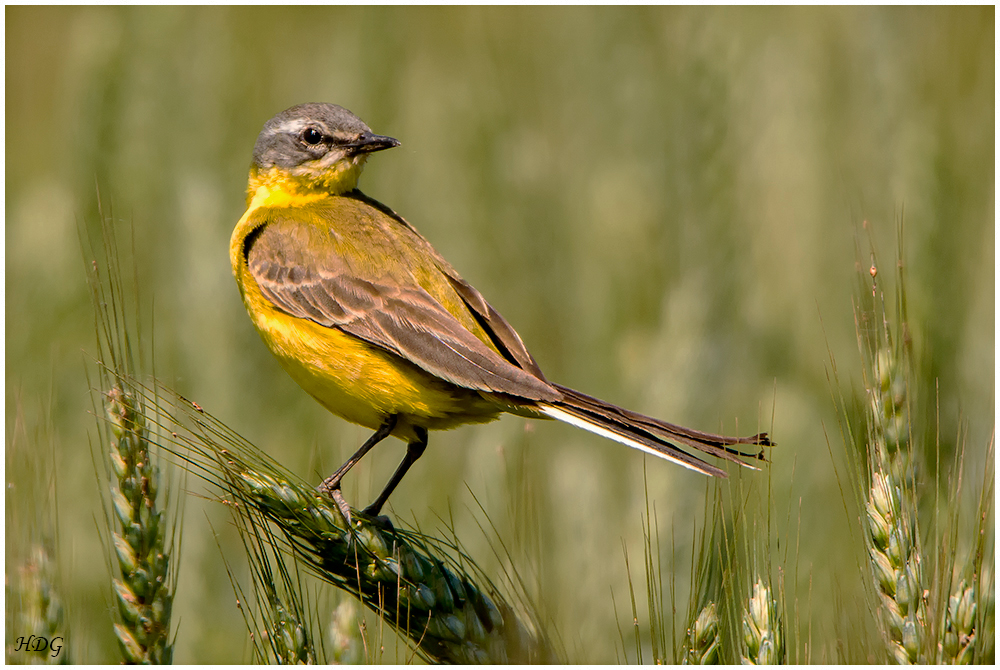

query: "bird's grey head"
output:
251 103 399 173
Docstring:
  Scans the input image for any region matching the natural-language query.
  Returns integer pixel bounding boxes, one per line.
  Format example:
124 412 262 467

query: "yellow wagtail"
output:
232 103 771 519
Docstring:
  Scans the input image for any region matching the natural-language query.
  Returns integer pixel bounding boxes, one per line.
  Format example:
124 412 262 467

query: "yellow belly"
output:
244 285 502 440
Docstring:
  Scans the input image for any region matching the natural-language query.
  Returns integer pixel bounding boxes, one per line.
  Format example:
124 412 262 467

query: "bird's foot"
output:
319 480 354 527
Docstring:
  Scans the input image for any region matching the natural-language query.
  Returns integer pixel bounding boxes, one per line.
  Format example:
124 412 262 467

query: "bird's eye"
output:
301 127 324 145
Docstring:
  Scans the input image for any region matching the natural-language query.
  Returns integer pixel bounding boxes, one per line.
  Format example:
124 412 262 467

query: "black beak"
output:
346 132 400 155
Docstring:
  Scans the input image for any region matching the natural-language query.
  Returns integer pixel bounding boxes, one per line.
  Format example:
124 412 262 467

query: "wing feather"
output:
245 200 559 402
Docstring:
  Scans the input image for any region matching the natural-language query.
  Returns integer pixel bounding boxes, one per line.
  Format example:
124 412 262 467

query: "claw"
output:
325 485 353 527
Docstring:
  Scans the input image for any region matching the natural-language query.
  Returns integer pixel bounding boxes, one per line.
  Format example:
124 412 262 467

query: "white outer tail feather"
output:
538 404 711 475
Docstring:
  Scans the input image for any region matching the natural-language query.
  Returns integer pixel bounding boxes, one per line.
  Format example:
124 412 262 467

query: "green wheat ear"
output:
741 578 783 665
845 231 994 664
7 542 69 664
221 495 321 664
931 433 994 666
682 602 721 665
864 347 926 664
854 256 926 663
328 599 365 663
6 403 71 665
110 371 560 664
104 382 175 664
86 212 178 664
216 443 556 664
940 580 977 664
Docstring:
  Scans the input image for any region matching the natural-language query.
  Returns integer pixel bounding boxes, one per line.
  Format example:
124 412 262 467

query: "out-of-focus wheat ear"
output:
105 384 175 664
329 600 365 664
741 578 784 665
7 542 70 664
681 602 720 665
938 580 977 664
6 399 71 665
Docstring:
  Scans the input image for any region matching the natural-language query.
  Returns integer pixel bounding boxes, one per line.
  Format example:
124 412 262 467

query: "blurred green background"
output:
6 6 993 663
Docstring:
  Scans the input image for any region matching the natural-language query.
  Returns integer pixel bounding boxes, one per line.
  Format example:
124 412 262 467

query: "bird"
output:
230 102 771 521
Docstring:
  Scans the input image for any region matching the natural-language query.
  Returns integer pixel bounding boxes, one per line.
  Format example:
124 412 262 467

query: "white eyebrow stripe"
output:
271 119 310 135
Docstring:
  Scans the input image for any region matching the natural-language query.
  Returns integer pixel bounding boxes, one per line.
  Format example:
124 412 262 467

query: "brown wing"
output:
245 202 560 402
443 274 549 380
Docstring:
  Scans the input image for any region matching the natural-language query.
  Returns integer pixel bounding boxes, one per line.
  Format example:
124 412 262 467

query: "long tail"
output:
537 385 772 478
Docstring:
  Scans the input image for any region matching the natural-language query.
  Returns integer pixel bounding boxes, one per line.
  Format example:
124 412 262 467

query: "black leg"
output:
362 426 428 517
319 414 398 496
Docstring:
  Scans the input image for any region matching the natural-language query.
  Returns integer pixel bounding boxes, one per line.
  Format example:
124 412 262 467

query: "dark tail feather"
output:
538 384 772 478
